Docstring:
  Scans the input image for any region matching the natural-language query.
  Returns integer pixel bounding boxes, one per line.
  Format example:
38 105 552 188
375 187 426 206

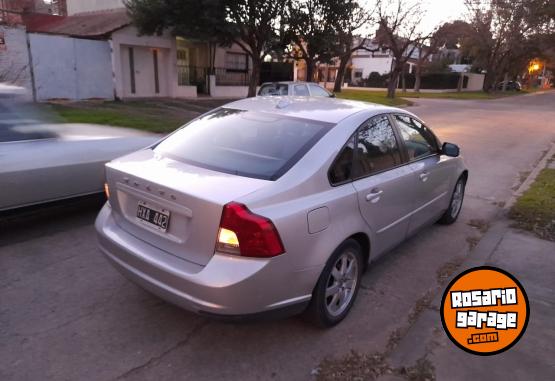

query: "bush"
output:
363 72 389 87
417 73 468 89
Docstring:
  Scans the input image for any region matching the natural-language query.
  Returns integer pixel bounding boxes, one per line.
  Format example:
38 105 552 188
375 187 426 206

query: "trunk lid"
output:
106 149 271 266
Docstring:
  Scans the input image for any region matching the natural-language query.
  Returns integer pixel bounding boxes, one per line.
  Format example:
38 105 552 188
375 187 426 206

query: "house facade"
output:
38 0 254 100
1 0 260 101
350 41 394 84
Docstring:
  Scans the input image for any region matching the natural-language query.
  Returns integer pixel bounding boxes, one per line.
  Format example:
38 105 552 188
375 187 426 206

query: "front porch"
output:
111 28 255 99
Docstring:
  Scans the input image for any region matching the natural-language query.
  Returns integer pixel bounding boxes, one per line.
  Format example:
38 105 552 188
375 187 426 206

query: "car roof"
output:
260 81 312 86
222 96 403 124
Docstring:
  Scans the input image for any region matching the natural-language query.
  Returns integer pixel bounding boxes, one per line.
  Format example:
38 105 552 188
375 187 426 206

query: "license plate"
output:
136 201 170 232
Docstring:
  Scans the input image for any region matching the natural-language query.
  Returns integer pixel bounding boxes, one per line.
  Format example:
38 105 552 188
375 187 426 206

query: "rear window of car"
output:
0 126 58 142
154 108 334 180
258 84 288 96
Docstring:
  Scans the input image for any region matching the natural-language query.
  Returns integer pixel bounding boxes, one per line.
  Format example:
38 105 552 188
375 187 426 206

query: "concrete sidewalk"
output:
381 221 555 380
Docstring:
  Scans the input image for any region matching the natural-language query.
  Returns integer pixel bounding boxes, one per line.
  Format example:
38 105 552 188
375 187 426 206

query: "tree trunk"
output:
414 62 422 92
483 67 496 93
387 69 400 98
401 67 406 93
248 58 261 97
305 58 315 83
501 72 508 92
333 55 349 93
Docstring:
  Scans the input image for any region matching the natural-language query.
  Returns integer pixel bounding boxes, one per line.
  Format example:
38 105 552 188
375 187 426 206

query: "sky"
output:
41 0 468 34
419 0 468 32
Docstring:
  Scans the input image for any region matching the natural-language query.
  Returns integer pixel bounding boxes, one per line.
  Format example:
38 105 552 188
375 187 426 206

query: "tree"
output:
282 0 337 82
462 0 554 92
126 0 285 97
225 1 286 96
375 0 427 98
328 0 374 92
126 0 226 76
413 21 473 92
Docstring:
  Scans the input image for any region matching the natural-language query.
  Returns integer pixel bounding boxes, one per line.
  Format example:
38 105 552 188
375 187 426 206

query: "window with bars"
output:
225 52 248 72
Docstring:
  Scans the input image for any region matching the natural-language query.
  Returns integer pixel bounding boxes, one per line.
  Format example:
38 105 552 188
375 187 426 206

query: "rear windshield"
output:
258 84 288 96
154 108 333 180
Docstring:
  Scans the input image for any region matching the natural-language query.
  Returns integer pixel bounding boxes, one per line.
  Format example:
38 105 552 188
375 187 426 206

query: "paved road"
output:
1 92 554 381
384 221 555 381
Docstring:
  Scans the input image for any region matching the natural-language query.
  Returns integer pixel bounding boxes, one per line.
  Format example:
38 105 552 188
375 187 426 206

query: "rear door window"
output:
293 84 310 96
155 108 334 180
258 84 288 96
354 115 402 178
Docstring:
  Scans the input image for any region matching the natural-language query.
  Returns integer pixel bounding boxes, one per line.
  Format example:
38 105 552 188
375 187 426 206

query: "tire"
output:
304 239 364 327
438 176 466 225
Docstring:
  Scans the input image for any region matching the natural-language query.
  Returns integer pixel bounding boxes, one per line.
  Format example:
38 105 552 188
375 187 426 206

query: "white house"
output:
13 0 255 100
350 41 394 83
349 40 436 85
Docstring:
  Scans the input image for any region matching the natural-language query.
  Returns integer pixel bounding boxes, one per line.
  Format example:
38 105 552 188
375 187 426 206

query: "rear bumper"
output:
95 204 317 317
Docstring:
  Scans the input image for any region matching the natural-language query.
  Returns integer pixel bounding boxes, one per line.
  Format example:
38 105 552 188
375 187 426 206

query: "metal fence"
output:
177 65 208 89
177 66 253 88
215 67 252 86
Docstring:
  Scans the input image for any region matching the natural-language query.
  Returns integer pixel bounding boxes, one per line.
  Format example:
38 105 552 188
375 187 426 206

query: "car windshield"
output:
154 108 334 180
258 84 289 96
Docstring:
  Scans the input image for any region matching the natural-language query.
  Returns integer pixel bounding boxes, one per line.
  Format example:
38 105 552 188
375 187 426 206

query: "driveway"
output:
1 92 554 381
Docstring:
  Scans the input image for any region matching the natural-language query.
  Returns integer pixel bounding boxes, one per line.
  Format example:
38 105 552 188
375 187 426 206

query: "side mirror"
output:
329 92 336 98
442 142 460 157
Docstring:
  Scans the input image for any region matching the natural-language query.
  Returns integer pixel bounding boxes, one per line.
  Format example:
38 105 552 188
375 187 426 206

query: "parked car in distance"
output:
96 97 468 327
258 81 334 97
1 124 158 212
496 80 522 91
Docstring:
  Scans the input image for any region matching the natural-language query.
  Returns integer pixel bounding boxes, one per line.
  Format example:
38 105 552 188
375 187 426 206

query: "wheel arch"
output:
460 169 469 184
347 232 370 271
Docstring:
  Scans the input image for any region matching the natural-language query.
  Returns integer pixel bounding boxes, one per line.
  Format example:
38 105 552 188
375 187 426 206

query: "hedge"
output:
359 72 468 90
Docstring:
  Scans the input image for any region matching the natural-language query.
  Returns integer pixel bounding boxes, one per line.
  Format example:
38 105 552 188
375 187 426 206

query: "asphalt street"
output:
1 91 554 381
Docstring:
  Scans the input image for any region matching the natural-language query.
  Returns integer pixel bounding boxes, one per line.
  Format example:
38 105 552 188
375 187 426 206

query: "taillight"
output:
216 202 285 258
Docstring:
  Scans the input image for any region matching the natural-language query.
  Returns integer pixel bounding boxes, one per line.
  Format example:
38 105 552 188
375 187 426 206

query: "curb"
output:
505 142 555 210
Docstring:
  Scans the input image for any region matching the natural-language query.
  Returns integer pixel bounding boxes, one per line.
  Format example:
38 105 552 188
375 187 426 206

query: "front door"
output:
352 114 415 256
392 114 452 234
124 46 168 97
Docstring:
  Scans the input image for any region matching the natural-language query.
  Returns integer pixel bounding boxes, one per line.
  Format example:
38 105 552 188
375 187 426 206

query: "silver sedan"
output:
96 97 468 326
1 123 157 211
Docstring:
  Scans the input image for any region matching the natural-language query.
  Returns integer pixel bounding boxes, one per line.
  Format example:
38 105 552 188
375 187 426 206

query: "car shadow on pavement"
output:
0 194 105 247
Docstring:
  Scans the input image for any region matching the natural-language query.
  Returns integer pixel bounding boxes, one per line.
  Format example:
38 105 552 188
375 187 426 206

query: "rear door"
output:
392 114 452 234
293 84 310 96
351 114 415 256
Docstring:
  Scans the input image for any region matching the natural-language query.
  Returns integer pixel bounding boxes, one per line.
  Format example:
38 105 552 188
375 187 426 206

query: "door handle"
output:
366 189 383 203
419 171 429 182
